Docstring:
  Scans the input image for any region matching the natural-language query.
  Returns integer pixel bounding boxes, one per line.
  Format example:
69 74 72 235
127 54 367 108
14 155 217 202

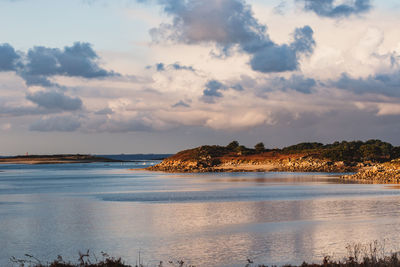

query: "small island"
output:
147 140 400 183
0 154 122 165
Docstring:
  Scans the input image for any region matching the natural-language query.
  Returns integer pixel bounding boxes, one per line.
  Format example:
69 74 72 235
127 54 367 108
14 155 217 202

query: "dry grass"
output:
10 242 400 267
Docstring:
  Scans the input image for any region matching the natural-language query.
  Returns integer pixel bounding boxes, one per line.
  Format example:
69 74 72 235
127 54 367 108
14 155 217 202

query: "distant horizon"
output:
2 138 399 157
1 0 400 154
0 153 174 156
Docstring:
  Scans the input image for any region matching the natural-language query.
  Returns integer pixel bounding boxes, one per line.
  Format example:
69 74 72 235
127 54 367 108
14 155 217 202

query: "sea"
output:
1 157 400 267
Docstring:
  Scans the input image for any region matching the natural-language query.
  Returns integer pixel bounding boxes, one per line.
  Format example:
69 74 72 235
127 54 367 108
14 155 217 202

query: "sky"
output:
1 0 400 155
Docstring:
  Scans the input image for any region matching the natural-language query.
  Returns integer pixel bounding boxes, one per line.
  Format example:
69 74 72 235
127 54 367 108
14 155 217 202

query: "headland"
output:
147 140 400 183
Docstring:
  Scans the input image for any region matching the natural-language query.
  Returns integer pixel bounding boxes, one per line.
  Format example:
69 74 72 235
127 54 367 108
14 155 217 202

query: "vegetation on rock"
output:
254 142 266 153
147 139 400 174
283 139 396 163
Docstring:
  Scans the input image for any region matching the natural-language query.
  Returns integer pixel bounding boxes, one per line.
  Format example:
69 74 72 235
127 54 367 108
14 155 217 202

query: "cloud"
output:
30 115 81 132
0 105 53 117
249 44 298 73
150 0 266 47
0 43 20 71
0 42 116 88
299 0 372 18
19 73 58 88
172 100 190 108
95 107 114 115
95 117 155 132
273 1 287 15
201 80 227 103
149 0 315 73
151 62 195 72
203 80 225 98
331 72 400 97
248 26 315 73
26 42 113 78
156 62 165 71
170 62 195 71
20 42 116 87
264 75 317 94
26 90 83 111
204 109 271 130
231 83 244 91
201 79 245 103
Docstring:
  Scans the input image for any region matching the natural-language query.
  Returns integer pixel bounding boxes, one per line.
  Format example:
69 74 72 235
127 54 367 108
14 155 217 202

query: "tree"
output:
236 145 250 155
360 140 393 162
227 140 239 150
283 142 324 151
254 142 265 153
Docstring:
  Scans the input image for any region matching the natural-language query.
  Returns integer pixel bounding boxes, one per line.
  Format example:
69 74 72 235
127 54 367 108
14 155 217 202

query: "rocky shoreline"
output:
147 154 360 173
149 157 400 184
340 159 400 183
146 141 400 184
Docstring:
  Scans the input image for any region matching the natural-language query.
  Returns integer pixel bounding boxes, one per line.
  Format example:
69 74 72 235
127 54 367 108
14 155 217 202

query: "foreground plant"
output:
10 250 196 267
10 242 400 267
10 250 131 267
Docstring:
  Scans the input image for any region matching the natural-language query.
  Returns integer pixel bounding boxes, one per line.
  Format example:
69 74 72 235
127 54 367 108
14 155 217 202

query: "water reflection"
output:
1 164 400 266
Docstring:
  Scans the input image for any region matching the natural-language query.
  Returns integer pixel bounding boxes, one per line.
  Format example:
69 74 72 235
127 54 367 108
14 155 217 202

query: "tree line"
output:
225 139 400 162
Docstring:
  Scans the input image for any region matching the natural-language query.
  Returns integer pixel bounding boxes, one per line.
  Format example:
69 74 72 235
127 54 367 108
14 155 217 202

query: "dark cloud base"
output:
30 116 81 132
299 0 372 18
26 91 82 111
332 72 400 97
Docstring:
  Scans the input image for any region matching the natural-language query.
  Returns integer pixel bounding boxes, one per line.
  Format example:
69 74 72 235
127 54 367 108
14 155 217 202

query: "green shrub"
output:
254 142 265 153
226 141 240 150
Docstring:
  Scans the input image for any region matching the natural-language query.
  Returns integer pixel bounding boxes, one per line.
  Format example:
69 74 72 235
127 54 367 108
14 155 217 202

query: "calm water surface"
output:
1 162 400 267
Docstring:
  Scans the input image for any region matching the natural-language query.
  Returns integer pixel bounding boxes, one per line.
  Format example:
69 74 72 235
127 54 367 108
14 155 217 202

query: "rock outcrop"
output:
341 159 400 183
147 146 358 173
147 157 357 173
146 142 400 183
